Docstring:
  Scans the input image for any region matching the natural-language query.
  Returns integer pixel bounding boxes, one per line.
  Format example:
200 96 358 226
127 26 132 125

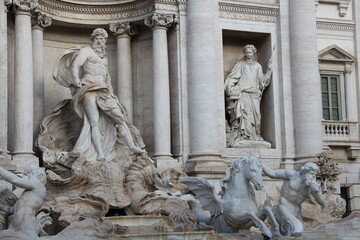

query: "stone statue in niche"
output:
52 28 145 162
224 44 272 148
0 166 49 237
262 162 326 236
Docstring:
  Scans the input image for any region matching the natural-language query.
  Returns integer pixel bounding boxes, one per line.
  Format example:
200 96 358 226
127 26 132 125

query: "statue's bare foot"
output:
130 146 146 155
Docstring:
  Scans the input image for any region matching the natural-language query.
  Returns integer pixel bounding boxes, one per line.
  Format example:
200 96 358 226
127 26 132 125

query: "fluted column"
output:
290 0 323 160
109 22 137 123
0 0 12 161
32 11 51 143
186 0 226 176
13 0 39 167
145 13 174 164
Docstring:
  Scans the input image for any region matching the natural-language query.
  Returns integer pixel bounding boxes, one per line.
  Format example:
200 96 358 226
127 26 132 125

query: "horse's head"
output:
243 155 264 190
219 155 264 196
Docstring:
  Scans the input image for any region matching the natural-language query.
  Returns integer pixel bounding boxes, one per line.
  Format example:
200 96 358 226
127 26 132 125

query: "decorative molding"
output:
318 0 350 17
144 13 176 30
318 44 356 64
37 0 155 23
31 11 52 29
219 2 279 23
4 0 13 11
13 0 38 13
316 20 355 31
109 22 138 39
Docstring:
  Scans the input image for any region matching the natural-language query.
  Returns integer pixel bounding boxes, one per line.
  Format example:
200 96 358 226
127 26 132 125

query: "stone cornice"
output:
34 0 280 25
219 2 279 23
317 19 355 31
109 22 138 39
37 0 155 24
31 11 52 29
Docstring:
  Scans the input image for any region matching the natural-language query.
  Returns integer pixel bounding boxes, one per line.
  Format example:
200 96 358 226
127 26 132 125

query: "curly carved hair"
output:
90 28 108 41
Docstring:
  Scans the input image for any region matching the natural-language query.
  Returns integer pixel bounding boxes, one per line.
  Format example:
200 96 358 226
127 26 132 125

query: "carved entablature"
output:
13 0 38 13
219 2 279 23
109 22 138 39
144 13 176 30
316 19 355 31
31 11 52 29
36 0 155 25
318 0 351 17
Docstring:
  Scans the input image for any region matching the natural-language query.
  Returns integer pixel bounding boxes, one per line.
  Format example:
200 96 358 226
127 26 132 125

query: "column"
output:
290 0 323 160
0 1 12 163
344 64 356 121
145 13 174 165
349 184 360 213
186 0 226 177
109 22 137 123
32 11 52 143
12 0 39 167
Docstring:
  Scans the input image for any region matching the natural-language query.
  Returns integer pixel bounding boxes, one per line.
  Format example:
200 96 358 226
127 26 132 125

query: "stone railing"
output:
322 120 358 142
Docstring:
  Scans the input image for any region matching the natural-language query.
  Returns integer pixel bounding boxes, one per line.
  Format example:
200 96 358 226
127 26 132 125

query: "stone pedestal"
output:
13 0 39 167
145 14 175 165
109 22 137 123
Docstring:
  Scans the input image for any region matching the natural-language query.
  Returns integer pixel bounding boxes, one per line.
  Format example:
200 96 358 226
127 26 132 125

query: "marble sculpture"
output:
224 45 272 147
180 155 280 238
0 166 47 237
262 162 326 236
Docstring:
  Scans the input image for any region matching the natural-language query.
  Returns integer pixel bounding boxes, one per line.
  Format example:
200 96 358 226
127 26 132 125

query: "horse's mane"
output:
219 158 243 196
218 156 260 197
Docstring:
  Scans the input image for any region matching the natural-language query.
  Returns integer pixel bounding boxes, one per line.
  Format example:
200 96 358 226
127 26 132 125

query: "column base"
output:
154 155 181 173
185 153 227 180
11 153 39 171
0 153 17 171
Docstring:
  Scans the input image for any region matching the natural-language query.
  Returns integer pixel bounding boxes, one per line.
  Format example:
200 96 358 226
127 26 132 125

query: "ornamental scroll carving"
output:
144 13 177 30
31 11 52 29
109 22 138 39
13 0 38 12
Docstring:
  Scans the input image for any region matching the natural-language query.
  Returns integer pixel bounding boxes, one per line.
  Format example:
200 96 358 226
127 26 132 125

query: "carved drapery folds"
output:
144 13 176 30
13 0 38 13
109 22 138 39
31 11 52 29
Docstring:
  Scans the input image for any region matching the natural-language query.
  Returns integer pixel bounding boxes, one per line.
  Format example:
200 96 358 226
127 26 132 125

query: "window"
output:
321 74 342 120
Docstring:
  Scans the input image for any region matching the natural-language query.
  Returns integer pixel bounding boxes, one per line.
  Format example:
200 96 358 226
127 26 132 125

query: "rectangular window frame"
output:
320 72 344 121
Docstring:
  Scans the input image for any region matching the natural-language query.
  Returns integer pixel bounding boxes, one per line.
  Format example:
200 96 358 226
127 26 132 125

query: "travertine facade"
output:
1 0 360 222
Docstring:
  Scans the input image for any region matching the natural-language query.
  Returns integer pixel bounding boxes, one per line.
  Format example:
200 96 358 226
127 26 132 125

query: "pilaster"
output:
31 11 51 145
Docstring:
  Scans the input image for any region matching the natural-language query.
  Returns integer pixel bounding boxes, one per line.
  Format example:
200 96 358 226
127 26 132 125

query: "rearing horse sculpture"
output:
180 155 279 238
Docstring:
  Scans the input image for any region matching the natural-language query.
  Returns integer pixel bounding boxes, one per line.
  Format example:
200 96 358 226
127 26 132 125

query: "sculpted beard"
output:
92 41 106 58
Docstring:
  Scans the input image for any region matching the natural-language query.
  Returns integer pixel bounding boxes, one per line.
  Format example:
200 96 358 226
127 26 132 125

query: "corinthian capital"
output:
13 0 38 13
144 13 176 30
109 22 138 39
4 0 13 11
31 11 52 29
